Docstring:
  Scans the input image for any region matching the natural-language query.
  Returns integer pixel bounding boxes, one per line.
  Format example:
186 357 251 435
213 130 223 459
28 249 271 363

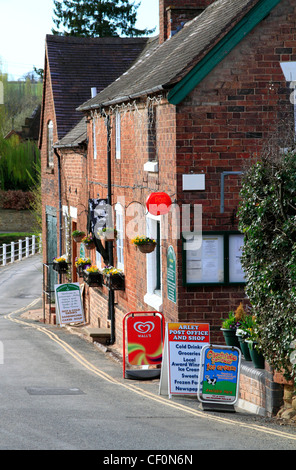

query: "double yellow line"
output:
5 299 296 443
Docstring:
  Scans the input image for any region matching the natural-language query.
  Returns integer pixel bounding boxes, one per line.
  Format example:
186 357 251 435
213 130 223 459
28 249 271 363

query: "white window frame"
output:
144 213 163 311
93 118 97 160
47 120 54 167
115 203 124 271
115 110 121 160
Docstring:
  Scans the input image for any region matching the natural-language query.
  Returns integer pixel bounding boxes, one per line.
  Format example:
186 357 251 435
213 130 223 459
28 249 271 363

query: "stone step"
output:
82 327 111 345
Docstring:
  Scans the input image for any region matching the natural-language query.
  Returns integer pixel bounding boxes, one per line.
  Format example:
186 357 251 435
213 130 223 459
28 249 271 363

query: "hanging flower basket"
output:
53 256 68 273
81 235 96 250
83 266 103 287
102 266 125 290
72 230 86 243
75 257 91 277
131 236 157 253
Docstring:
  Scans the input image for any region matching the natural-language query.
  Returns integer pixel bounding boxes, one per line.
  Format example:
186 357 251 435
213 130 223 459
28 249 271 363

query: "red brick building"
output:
41 0 295 352
74 0 295 350
39 34 150 315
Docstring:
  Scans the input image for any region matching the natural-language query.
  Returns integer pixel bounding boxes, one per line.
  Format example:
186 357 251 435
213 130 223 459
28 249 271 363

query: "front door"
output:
46 211 57 293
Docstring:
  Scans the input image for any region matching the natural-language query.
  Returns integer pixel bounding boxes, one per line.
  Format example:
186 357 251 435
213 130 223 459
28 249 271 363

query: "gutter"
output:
77 85 165 112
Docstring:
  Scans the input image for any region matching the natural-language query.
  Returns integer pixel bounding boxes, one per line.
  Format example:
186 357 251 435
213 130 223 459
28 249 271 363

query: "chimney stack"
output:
159 0 217 44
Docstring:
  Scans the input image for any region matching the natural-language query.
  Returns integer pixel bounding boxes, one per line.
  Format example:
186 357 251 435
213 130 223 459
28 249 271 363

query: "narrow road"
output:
0 256 296 452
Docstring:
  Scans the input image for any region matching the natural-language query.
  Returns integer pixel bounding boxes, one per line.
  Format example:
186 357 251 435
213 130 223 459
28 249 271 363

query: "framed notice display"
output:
229 234 245 283
185 234 224 284
183 232 245 286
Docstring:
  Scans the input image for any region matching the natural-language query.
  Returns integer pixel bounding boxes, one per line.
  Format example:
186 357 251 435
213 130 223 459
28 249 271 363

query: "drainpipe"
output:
106 115 115 345
54 148 63 284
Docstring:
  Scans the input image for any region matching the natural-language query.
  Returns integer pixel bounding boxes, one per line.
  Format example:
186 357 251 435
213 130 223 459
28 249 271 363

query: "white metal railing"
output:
0 234 42 266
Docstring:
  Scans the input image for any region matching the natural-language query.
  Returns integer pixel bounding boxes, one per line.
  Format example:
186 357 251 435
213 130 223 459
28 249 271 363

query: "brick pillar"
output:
159 0 217 44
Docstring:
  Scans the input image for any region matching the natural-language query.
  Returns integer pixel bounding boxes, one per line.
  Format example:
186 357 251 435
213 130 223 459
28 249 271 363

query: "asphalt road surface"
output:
0 255 296 454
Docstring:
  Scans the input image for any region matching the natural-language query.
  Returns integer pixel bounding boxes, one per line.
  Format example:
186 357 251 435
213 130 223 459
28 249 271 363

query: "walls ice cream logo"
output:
133 321 155 335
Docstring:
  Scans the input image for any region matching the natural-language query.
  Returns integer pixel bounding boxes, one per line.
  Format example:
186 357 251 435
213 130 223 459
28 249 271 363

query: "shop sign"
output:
167 246 176 303
146 192 172 216
123 312 165 379
198 345 241 406
54 282 85 325
159 322 210 398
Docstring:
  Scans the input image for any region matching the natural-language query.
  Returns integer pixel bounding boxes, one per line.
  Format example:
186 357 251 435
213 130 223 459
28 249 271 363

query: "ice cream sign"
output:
198 345 241 406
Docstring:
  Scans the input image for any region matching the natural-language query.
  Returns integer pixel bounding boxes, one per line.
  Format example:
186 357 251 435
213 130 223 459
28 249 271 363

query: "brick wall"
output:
174 0 296 342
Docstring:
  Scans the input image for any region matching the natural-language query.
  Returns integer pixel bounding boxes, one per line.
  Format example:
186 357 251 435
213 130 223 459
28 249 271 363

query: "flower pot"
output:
84 241 95 250
137 242 156 254
53 261 68 273
221 328 240 349
73 234 85 243
103 273 125 290
247 341 265 369
237 336 252 361
83 270 103 287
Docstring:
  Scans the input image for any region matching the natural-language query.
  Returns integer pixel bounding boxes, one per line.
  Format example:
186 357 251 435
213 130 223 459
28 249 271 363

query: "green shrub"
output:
238 149 296 381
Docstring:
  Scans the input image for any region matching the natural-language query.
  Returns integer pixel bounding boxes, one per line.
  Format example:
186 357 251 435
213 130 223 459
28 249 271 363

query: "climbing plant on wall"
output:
238 147 296 381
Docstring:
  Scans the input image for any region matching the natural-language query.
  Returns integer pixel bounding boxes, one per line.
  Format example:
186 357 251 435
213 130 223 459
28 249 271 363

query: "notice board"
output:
55 283 85 325
159 322 210 398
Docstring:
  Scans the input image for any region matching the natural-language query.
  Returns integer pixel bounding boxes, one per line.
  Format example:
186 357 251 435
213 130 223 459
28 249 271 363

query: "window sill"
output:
144 161 158 173
144 292 163 311
45 167 54 174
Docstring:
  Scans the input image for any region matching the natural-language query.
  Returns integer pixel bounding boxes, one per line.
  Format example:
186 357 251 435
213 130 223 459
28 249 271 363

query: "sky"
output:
0 0 159 80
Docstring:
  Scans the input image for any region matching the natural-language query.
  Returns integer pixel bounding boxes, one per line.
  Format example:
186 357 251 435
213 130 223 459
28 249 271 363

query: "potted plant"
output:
83 265 103 287
53 255 68 273
245 319 265 369
131 236 157 253
81 234 95 250
236 317 254 361
102 265 125 290
75 257 91 277
221 311 240 348
72 230 86 243
97 227 117 241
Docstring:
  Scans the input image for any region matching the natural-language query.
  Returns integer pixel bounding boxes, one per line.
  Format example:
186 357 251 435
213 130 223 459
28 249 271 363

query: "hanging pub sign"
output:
54 282 85 325
146 192 172 216
123 311 165 380
198 345 241 408
159 322 210 398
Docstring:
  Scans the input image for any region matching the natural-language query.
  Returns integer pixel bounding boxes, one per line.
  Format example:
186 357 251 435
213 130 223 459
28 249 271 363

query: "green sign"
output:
167 246 176 303
55 282 85 325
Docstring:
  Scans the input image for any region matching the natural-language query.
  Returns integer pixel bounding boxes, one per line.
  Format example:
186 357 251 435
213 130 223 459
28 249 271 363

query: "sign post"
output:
159 322 210 398
198 344 241 411
55 283 85 325
123 311 165 380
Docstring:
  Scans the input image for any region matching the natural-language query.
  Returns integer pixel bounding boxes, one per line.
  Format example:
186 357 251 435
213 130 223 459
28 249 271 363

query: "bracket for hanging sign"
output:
123 311 165 380
197 344 241 412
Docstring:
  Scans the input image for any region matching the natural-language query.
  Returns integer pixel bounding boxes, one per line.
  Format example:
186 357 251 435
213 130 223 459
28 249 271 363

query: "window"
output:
144 214 162 311
147 106 156 162
47 120 54 167
183 231 245 286
115 203 124 270
144 105 158 172
115 110 121 160
93 119 97 160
